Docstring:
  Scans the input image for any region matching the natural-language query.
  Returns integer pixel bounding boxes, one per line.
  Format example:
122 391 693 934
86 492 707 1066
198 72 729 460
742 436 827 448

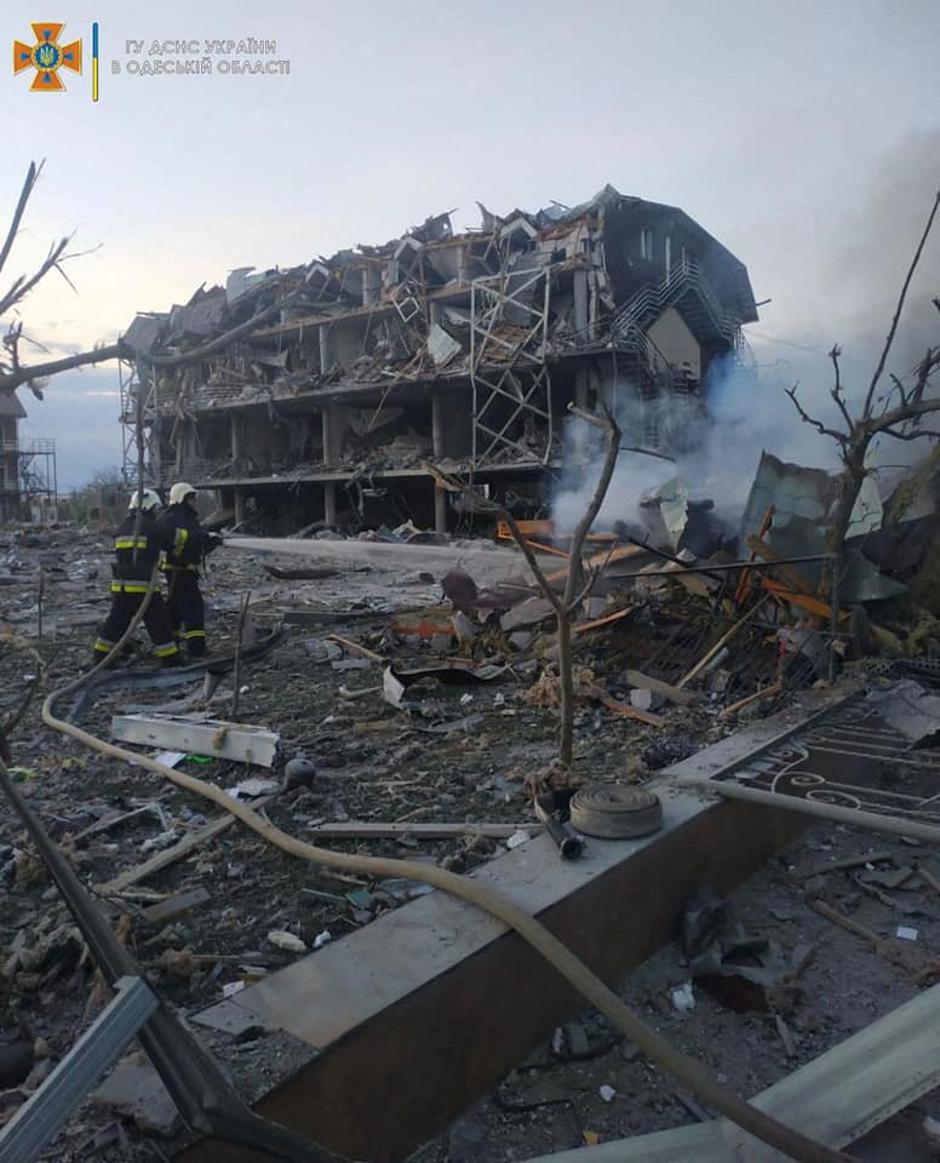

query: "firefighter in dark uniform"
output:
92 489 180 666
159 482 223 658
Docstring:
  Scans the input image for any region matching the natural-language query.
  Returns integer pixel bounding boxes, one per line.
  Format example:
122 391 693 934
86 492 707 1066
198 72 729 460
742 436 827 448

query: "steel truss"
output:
119 358 160 487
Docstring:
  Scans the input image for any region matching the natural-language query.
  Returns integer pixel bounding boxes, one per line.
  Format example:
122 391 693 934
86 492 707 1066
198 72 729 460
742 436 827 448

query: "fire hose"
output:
36 591 849 1163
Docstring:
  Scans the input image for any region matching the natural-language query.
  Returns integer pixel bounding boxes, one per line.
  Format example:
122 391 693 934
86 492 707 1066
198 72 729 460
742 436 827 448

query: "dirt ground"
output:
0 525 937 1161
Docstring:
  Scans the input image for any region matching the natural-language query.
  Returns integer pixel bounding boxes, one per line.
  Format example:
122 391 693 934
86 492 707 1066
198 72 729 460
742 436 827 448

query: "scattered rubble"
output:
0 448 939 1159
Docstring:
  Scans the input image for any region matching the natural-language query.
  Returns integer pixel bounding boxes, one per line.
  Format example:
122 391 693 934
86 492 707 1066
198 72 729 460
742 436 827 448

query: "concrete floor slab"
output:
179 704 828 1163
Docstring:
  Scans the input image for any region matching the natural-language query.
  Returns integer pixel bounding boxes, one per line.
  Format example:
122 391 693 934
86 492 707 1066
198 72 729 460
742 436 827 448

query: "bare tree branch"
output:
784 384 848 443
828 345 855 430
0 236 71 318
888 373 911 410
0 342 125 395
879 425 940 442
863 188 940 418
146 289 306 368
496 509 565 616
0 161 42 279
866 393 940 437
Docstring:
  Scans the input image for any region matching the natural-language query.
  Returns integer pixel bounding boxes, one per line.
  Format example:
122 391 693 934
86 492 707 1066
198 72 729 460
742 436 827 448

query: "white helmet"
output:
169 482 197 506
128 488 162 513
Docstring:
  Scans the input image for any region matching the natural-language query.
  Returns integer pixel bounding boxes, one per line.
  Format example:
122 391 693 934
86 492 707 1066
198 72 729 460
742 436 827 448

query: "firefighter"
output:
159 482 223 657
92 489 180 667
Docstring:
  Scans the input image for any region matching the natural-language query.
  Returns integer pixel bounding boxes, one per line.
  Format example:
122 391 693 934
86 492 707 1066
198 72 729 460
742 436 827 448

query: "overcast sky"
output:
2 0 938 488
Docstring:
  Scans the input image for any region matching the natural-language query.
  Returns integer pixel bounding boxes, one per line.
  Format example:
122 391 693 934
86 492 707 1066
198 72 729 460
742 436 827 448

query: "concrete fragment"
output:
501 598 554 633
427 322 462 367
303 638 343 663
141 888 211 926
630 688 664 713
451 611 478 644
91 1054 180 1137
508 631 534 652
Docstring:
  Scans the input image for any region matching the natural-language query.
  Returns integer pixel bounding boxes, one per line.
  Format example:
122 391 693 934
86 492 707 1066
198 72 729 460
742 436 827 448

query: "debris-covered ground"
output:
0 523 938 1161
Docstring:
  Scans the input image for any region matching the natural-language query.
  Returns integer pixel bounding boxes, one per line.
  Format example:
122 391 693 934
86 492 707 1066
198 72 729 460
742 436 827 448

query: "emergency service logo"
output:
12 22 82 92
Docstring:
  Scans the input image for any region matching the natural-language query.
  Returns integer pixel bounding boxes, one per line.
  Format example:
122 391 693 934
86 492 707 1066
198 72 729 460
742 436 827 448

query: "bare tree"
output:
785 190 940 618
0 161 112 400
460 406 621 771
0 160 307 398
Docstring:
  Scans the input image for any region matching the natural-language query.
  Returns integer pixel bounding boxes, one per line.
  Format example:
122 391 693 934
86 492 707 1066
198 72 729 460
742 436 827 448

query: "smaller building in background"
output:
0 390 58 522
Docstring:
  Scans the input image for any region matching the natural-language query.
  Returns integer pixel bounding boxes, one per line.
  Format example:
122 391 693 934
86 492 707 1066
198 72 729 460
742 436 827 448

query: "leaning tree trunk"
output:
822 443 868 675
825 444 868 578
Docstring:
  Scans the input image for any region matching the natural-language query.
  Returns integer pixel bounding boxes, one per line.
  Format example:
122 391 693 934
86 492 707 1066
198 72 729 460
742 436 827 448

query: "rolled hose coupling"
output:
569 784 664 839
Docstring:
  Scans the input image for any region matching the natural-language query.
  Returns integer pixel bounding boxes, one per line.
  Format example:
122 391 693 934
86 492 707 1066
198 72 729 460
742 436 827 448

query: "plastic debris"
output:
267 930 307 954
506 830 531 850
671 981 696 1014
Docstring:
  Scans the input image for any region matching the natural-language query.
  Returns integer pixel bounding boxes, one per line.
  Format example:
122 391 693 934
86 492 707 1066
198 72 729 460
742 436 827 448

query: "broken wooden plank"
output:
572 607 633 637
110 714 278 767
734 505 775 606
718 680 783 721
97 798 275 893
585 683 666 728
796 850 893 881
522 539 569 559
623 669 695 707
916 860 940 896
745 534 815 593
141 887 212 925
496 520 616 545
327 634 385 663
676 594 770 689
760 577 851 622
544 544 644 587
524 980 940 1161
309 822 540 840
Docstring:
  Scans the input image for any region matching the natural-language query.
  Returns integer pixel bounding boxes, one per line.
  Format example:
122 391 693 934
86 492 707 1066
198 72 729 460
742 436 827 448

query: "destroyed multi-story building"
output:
120 185 758 530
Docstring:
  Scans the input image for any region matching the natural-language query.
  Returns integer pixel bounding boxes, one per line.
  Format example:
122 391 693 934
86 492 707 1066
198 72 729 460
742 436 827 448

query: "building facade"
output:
120 186 757 531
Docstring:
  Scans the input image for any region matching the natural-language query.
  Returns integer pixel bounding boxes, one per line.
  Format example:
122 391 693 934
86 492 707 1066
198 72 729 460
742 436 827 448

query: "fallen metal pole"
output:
0 977 158 1163
612 553 833 581
0 762 342 1163
683 776 940 845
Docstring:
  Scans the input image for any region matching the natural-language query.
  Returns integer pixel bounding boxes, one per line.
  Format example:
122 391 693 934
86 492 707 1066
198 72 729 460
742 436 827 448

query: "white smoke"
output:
553 130 939 538
552 356 844 537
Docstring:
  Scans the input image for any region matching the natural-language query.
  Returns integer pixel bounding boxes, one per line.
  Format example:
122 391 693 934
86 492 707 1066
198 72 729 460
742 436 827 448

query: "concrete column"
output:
573 268 589 340
433 485 447 534
230 413 241 463
234 487 246 527
431 389 446 459
362 263 381 306
574 368 590 411
324 482 337 527
322 405 345 468
319 324 333 376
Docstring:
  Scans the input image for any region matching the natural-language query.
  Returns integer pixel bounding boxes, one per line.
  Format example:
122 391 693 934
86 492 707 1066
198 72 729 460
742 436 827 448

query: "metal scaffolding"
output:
0 436 57 518
119 358 160 487
469 264 553 471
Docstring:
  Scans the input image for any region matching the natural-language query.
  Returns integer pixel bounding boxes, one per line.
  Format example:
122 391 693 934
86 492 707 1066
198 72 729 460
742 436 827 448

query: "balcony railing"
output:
0 437 56 455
